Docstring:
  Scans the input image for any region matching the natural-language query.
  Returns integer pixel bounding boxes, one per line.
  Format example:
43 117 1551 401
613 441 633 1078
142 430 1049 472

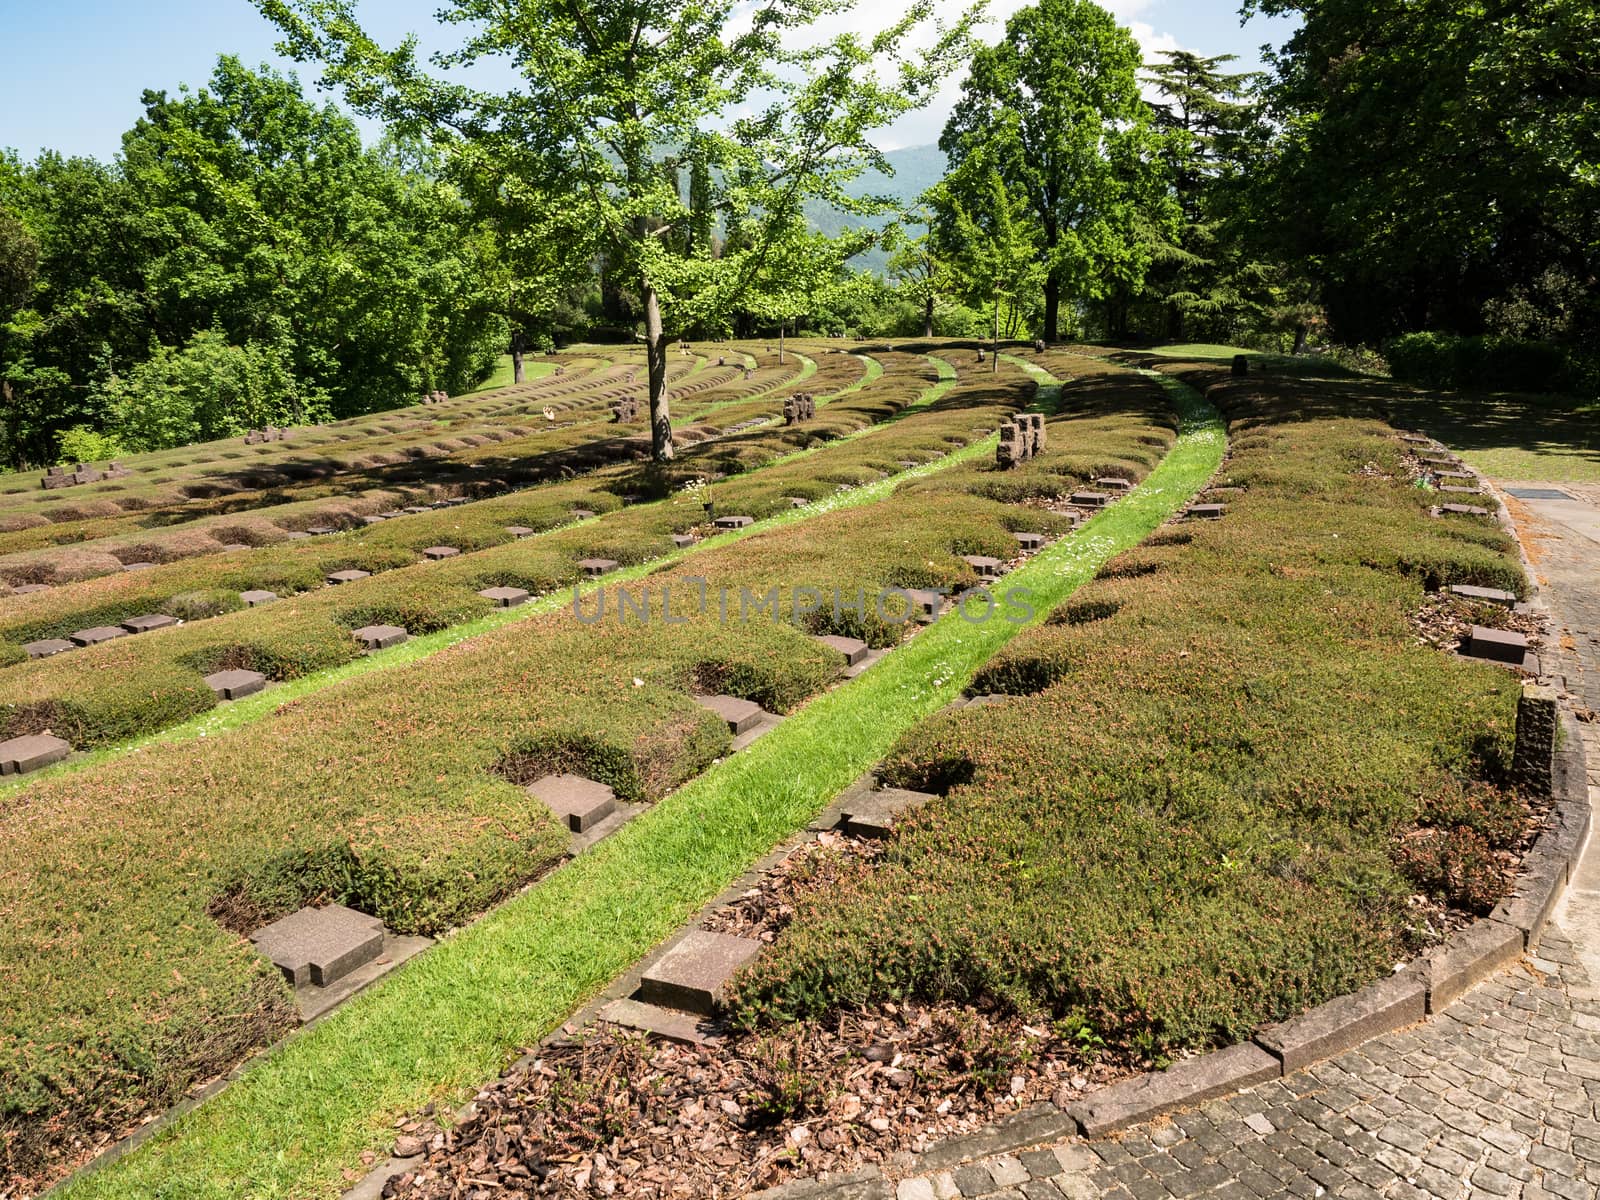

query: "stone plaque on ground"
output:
505 526 534 538
305 525 336 536
694 693 765 735
284 531 312 540
816 634 869 666
204 669 267 700
839 786 936 839
250 904 385 988
121 614 178 634
1013 531 1046 552
352 624 408 650
477 586 530 608
122 562 156 572
24 638 74 659
0 733 71 775
1096 477 1132 492
1465 625 1528 665
1070 492 1111 508
670 534 695 548
907 589 943 621
326 569 371 585
571 509 596 520
1448 584 1516 607
240 590 278 606
1439 503 1490 517
69 625 127 647
12 584 50 594
713 515 753 530
527 773 617 833
422 546 460 560
638 930 762 1016
577 558 619 576
1189 503 1226 520
961 555 1002 578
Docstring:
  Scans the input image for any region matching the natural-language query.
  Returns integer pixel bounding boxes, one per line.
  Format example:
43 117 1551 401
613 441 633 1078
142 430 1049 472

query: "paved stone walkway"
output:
857 482 1600 1200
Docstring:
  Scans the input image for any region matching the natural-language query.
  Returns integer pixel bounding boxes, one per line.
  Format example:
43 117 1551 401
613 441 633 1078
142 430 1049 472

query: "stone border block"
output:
1253 974 1425 1073
1490 847 1568 950
1408 918 1524 1013
1065 1042 1280 1137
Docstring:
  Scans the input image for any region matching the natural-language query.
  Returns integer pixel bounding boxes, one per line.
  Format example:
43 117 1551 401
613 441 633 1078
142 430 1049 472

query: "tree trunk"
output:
1043 271 1060 344
778 323 785 365
511 329 526 384
992 299 1000 374
644 282 673 461
923 293 934 339
1292 324 1309 356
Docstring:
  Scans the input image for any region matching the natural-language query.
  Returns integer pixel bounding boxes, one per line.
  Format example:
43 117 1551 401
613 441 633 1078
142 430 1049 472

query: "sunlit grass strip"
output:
62 375 1223 1200
0 355 948 795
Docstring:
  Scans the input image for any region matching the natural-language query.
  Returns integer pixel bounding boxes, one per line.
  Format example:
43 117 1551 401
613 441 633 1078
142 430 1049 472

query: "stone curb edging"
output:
745 416 1596 1200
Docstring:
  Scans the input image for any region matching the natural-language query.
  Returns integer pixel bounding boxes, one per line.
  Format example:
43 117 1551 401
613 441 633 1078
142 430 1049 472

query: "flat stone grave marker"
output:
443 497 469 507
1013 531 1046 552
379 510 404 519
1095 477 1133 492
906 589 944 622
577 558 619 577
121 614 178 634
670 534 695 548
1448 584 1517 607
840 786 936 839
1419 455 1457 467
360 515 387 526
69 625 127 647
326 569 371 585
961 555 1003 578
478 586 530 608
306 525 336 536
1437 470 1475 481
1439 503 1490 517
240 590 278 606
784 497 808 508
505 526 534 538
713 514 753 530
284 531 312 541
352 624 408 650
1189 503 1227 520
24 638 74 659
527 772 616 833
122 562 157 572
403 506 430 515
222 543 251 552
1439 485 1482 495
204 668 267 700
250 904 385 988
422 546 460 560
0 733 71 775
571 509 596 520
12 584 51 594
1070 491 1112 508
694 693 765 735
1400 434 1434 445
1465 625 1528 665
638 929 762 1016
816 634 869 666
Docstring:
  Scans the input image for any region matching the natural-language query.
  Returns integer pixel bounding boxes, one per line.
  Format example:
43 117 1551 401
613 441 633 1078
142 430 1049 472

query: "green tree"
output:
1245 0 1600 350
939 0 1174 342
930 161 1047 367
884 211 952 338
257 0 972 460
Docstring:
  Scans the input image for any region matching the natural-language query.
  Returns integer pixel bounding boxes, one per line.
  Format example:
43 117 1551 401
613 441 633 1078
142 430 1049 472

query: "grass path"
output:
59 366 1224 1199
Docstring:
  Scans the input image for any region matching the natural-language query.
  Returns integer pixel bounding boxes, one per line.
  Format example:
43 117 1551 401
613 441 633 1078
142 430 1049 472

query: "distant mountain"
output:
806 144 948 274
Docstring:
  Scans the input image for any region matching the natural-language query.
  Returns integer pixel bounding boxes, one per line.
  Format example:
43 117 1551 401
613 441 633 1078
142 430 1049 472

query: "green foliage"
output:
1385 332 1575 395
55 424 125 465
98 331 329 451
939 0 1175 339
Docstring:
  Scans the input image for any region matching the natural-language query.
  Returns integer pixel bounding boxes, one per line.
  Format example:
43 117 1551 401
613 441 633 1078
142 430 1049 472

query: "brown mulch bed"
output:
1409 592 1544 653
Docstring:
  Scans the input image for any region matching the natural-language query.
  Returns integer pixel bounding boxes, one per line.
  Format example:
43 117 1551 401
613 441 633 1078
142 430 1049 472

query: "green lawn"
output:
456 354 556 395
59 368 1225 1200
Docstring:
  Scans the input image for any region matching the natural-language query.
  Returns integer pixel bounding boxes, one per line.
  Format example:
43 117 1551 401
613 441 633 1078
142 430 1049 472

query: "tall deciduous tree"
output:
939 0 1173 342
884 211 951 338
259 0 971 461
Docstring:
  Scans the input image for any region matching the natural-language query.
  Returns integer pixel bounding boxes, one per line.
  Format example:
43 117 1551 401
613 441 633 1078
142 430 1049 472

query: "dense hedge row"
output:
0 350 1181 1182
1385 330 1579 395
729 357 1529 1061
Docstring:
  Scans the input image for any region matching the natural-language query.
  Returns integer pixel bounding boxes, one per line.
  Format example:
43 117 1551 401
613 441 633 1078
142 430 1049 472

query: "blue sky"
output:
0 0 1299 162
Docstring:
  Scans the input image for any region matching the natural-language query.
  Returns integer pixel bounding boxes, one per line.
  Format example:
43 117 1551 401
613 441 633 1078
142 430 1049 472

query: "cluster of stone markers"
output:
39 460 131 489
995 414 1045 469
784 393 817 425
241 426 294 445
23 610 180 660
1401 432 1497 518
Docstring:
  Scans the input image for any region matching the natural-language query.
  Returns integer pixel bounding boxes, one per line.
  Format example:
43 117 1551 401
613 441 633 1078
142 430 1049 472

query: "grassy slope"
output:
734 358 1529 1059
1149 343 1600 485
58 370 1224 1200
458 355 556 395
